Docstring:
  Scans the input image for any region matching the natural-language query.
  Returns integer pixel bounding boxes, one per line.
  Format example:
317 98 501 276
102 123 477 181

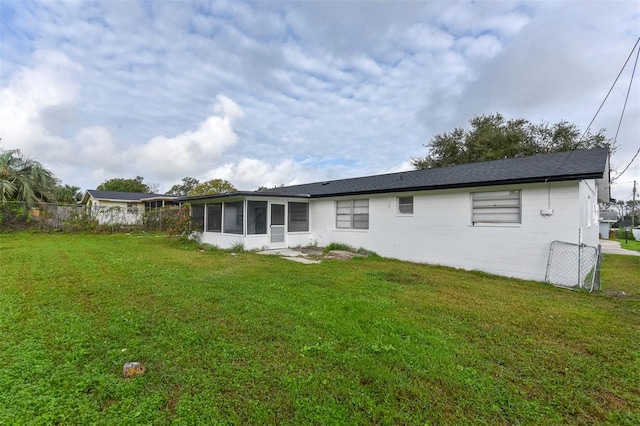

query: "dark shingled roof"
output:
261 148 609 198
86 190 175 201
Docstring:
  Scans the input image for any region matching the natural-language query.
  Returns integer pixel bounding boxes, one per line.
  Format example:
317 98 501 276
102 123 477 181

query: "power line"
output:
610 38 640 183
578 36 640 147
613 37 640 146
547 36 640 180
614 146 640 182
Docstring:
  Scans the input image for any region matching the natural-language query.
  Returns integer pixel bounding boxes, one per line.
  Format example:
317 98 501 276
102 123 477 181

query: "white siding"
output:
578 179 600 248
308 181 590 282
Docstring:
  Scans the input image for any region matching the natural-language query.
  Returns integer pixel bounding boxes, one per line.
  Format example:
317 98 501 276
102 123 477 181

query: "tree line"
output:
411 113 611 169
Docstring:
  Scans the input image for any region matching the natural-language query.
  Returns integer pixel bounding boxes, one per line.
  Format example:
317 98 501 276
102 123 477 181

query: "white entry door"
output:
270 203 285 247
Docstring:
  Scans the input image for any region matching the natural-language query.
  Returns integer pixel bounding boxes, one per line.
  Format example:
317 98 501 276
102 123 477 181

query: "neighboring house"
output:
598 209 619 239
182 148 610 283
81 190 178 225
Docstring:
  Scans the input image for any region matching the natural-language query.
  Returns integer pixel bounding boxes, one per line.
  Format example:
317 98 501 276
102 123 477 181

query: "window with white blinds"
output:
336 199 369 229
471 190 521 224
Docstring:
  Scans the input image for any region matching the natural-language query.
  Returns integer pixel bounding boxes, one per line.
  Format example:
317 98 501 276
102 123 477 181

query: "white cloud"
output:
130 95 243 180
0 50 80 161
456 35 503 60
203 158 305 191
0 50 243 187
1 0 637 201
76 126 124 170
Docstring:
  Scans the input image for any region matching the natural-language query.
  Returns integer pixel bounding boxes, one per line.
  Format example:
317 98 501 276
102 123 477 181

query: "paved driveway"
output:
599 240 640 256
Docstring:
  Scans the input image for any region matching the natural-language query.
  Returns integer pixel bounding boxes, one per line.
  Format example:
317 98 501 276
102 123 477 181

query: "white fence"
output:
0 202 183 233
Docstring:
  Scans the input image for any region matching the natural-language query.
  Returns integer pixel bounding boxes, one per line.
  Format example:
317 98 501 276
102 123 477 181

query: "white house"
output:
598 209 619 239
81 190 178 225
182 148 610 283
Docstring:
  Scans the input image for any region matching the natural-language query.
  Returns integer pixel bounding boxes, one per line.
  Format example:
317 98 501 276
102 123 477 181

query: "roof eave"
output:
305 172 605 198
178 192 311 202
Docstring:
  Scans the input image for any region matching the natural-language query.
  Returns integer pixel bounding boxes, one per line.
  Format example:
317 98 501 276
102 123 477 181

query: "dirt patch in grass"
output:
324 250 365 260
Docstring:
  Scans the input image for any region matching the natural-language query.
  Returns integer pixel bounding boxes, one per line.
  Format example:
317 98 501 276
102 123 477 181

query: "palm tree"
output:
55 184 83 204
0 149 59 206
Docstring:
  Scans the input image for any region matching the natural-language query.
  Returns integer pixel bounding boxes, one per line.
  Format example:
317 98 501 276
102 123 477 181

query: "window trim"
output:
471 190 521 225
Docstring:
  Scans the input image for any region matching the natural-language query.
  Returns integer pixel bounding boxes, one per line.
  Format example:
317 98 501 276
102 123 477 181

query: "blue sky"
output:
1 0 638 201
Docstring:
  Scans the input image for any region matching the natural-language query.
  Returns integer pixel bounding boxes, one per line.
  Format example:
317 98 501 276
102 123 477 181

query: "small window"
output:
206 203 222 232
336 199 369 229
398 196 413 214
471 190 521 224
127 203 138 214
288 202 309 232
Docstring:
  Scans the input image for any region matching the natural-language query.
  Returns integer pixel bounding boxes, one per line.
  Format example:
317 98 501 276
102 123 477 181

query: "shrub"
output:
228 242 245 253
613 228 636 240
323 242 357 253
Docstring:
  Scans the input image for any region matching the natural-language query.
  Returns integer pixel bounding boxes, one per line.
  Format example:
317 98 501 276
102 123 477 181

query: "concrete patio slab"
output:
282 256 321 264
257 248 307 257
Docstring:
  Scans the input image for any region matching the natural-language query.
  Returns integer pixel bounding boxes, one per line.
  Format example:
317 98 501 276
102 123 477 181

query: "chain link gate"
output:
545 241 601 291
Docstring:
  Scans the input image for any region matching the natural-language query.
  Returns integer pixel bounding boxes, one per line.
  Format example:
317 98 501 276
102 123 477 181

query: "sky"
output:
1 0 639 201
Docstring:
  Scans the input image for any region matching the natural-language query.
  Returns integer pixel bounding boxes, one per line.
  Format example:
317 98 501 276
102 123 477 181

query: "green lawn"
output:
1 233 639 425
617 238 640 252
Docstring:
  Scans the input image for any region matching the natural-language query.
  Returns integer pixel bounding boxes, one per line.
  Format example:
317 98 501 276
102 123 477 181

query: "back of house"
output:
182 148 610 284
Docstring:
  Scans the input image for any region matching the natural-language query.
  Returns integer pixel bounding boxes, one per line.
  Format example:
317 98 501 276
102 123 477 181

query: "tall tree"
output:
167 177 200 196
0 149 58 206
189 179 237 196
411 113 610 169
97 176 151 193
55 184 82 204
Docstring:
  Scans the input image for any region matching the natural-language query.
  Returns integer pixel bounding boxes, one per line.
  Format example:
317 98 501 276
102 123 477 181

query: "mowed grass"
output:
617 238 640 252
0 234 639 425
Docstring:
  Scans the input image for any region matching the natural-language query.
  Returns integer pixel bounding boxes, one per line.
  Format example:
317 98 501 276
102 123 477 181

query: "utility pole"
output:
633 180 637 230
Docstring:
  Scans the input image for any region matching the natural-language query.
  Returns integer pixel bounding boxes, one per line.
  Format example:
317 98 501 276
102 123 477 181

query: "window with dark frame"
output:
223 201 244 234
247 201 267 235
191 205 205 232
288 202 309 232
206 203 222 232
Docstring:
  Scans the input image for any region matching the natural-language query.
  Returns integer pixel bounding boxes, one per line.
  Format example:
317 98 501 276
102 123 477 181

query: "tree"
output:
188 179 237 196
411 113 611 169
167 177 200 196
55 184 83 204
0 149 59 206
97 176 152 193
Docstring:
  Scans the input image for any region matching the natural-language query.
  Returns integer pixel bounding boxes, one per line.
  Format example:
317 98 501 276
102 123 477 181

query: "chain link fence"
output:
0 202 186 233
545 241 601 291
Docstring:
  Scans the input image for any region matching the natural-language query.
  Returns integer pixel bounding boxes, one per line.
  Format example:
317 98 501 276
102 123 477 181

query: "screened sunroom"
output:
185 193 312 250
